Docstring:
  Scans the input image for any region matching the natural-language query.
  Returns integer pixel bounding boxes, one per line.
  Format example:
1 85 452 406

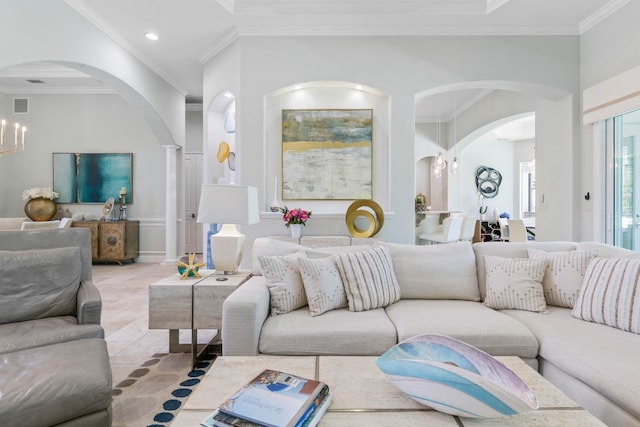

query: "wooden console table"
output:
71 220 139 263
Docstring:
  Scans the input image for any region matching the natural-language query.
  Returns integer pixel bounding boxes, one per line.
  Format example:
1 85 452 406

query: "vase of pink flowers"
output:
279 206 312 238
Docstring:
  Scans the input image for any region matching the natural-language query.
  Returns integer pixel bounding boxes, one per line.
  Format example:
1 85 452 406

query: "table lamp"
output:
197 184 260 274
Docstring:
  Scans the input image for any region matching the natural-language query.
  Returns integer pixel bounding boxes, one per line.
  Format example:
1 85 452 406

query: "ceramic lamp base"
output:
210 223 245 274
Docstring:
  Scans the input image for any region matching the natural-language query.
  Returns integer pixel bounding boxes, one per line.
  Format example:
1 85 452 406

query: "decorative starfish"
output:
176 253 206 279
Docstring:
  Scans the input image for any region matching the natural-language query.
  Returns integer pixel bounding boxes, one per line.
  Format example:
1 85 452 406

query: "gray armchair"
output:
0 228 112 427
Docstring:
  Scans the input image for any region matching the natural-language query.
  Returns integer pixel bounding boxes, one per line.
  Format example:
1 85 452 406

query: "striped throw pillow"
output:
335 246 401 312
572 257 640 334
528 248 597 308
483 256 547 312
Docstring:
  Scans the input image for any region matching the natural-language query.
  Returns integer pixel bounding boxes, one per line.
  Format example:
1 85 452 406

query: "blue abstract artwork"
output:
53 153 132 203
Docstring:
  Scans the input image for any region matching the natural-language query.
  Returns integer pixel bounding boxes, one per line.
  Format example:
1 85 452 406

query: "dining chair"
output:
419 215 464 245
459 216 476 241
498 218 510 241
507 219 527 242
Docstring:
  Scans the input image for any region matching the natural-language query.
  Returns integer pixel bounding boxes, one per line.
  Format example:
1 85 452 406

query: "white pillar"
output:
162 144 181 264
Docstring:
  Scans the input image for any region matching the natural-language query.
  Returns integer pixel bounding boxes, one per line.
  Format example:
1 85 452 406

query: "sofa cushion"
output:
0 316 104 354
473 241 577 300
0 338 112 427
385 300 539 358
0 247 81 324
528 248 597 308
259 307 397 355
258 252 307 315
572 257 640 334
577 241 640 259
381 241 480 301
483 256 547 312
503 306 640 420
335 246 401 312
296 256 347 316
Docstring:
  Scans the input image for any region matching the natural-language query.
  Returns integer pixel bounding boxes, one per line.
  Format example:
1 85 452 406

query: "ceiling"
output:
0 0 624 142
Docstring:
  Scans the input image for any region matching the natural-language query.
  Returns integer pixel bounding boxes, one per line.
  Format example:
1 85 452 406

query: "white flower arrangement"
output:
22 187 59 201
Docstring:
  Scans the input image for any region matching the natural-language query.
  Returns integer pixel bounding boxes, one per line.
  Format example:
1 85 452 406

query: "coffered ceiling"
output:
0 0 625 101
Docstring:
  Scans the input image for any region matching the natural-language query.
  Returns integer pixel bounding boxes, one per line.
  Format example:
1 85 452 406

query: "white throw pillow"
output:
335 246 401 312
258 252 307 315
483 256 547 312
296 256 347 317
572 257 640 334
252 238 305 275
528 248 597 308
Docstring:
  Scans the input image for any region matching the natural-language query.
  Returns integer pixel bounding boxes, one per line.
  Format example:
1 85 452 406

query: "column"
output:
163 144 181 264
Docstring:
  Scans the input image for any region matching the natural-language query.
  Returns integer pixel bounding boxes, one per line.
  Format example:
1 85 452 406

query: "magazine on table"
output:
200 369 330 427
201 392 332 427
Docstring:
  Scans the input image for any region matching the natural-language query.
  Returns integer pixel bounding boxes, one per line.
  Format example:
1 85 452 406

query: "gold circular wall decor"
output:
345 199 384 237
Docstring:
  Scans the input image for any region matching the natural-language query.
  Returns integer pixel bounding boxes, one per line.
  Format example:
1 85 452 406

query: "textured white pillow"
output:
483 256 547 312
335 246 401 312
572 257 640 334
528 248 597 308
258 252 307 315
252 238 305 275
296 256 347 316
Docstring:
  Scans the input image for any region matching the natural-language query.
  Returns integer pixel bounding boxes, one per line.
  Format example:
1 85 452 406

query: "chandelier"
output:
0 119 27 156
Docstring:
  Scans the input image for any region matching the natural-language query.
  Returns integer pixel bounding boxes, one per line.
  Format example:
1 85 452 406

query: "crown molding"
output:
235 23 579 37
198 28 240 64
0 86 116 95
579 0 630 34
65 0 188 96
218 0 509 16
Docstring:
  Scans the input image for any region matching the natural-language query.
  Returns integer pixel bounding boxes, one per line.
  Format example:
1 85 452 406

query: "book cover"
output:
202 393 333 427
217 369 328 427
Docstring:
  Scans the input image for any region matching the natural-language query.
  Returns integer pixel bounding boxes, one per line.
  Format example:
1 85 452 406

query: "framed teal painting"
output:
53 153 132 203
281 109 373 200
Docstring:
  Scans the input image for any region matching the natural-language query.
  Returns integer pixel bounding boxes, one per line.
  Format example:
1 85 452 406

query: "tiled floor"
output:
92 262 188 385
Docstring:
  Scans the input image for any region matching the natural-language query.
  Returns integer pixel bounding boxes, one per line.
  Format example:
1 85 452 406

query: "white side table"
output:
149 270 251 368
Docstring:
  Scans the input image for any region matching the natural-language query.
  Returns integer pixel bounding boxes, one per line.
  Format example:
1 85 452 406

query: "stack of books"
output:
201 369 332 427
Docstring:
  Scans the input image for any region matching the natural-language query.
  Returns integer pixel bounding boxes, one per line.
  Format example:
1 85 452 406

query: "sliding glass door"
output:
611 109 640 249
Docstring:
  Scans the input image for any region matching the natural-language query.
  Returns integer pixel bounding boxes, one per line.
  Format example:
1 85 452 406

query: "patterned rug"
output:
111 347 218 427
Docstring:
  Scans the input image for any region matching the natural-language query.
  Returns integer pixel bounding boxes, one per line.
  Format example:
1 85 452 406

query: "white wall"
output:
0 94 167 261
205 35 581 257
452 139 515 218
0 2 187 261
580 1 640 242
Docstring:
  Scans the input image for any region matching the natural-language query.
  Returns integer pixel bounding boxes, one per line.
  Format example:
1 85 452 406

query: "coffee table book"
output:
201 393 333 427
201 369 329 427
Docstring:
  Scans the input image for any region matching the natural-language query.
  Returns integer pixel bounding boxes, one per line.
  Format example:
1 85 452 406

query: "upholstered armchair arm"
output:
222 277 270 356
77 280 102 325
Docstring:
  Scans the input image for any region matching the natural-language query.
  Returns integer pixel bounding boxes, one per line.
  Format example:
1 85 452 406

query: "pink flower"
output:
278 206 312 227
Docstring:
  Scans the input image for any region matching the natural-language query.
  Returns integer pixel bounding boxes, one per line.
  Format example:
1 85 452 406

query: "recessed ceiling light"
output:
144 32 159 41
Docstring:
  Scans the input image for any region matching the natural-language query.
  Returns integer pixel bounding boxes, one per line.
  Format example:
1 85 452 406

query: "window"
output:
608 109 640 249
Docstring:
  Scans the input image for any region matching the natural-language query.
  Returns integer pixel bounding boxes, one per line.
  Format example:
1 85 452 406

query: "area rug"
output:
111 348 218 427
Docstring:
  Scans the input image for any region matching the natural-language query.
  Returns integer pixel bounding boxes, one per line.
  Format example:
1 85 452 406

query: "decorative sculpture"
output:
345 199 384 238
475 166 502 199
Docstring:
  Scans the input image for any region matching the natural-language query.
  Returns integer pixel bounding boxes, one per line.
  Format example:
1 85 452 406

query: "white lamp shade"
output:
197 184 260 225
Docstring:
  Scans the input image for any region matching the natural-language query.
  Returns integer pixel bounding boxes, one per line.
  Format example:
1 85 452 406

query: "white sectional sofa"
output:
222 238 640 427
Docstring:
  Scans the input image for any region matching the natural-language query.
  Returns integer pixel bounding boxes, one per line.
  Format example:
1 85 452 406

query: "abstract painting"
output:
282 109 372 200
53 153 132 203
